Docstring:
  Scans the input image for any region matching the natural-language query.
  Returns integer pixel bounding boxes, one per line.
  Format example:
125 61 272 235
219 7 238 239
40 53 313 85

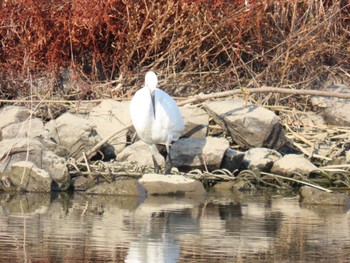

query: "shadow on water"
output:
0 190 349 262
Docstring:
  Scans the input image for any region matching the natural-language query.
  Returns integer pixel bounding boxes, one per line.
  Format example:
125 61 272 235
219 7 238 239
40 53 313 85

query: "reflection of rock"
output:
299 186 350 206
0 192 51 215
86 179 146 196
71 176 95 191
139 174 206 196
0 190 350 262
125 235 180 263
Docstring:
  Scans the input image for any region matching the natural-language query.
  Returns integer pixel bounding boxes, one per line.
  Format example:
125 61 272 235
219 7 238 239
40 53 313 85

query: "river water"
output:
0 190 349 263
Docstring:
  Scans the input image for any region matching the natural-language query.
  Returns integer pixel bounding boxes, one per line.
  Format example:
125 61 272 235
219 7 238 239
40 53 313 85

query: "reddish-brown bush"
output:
0 0 349 100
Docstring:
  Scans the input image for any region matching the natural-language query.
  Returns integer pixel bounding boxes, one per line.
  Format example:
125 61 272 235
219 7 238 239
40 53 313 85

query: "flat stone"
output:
45 112 101 159
243 147 282 171
311 84 350 126
204 98 286 150
0 161 52 192
86 179 146 196
171 136 229 170
180 106 209 138
88 99 131 154
299 186 350 206
139 174 206 195
271 154 318 176
118 140 165 167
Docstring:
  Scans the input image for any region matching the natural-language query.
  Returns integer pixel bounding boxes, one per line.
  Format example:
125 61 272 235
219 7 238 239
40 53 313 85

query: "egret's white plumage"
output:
130 71 184 173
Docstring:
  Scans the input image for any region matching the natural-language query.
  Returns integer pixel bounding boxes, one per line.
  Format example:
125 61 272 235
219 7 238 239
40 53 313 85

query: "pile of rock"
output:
1 83 349 197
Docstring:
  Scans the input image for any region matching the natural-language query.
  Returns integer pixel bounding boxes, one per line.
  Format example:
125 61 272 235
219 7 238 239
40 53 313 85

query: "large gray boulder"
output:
139 174 206 195
0 138 70 191
0 106 31 130
118 140 165 168
45 112 101 159
204 98 286 150
0 161 53 192
271 154 318 176
88 100 131 154
180 106 209 138
0 106 31 141
171 136 229 170
1 117 49 140
311 84 350 126
0 107 68 156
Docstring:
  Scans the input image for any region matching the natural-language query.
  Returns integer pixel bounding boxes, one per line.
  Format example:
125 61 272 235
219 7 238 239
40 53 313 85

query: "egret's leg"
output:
149 144 161 173
165 143 173 174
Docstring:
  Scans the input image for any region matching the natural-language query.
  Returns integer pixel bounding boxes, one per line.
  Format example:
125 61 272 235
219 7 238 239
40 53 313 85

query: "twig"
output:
261 172 332 192
82 152 93 180
76 125 131 163
284 123 314 147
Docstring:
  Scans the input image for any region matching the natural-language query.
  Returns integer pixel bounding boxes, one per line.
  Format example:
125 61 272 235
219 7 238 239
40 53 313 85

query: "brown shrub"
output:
0 0 349 100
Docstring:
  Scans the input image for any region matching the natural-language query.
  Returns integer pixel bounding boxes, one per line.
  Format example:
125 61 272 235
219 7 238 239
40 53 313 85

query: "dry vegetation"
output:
1 0 349 103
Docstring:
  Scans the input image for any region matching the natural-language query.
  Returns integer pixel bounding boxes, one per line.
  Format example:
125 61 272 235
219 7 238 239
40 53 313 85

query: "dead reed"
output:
1 0 349 104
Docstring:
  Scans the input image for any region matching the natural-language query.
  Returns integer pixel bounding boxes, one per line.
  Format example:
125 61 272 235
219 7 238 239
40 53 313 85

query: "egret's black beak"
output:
150 90 156 119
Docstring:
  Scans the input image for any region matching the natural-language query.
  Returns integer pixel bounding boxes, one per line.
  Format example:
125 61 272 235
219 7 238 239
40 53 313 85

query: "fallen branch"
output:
76 125 132 163
1 86 349 106
177 86 350 106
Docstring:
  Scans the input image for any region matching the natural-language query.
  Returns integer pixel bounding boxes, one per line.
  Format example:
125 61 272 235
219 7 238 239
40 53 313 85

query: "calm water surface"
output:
0 190 349 263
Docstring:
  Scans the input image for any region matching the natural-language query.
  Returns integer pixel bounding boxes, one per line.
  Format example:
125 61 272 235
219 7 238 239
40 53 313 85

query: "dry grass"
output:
0 0 349 103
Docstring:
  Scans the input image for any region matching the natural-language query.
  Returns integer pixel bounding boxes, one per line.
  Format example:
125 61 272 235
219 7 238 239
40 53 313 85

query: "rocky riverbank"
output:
0 83 350 204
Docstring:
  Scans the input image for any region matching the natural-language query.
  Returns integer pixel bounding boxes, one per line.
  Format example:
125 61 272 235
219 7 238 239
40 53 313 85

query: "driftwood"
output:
177 86 350 106
1 86 350 105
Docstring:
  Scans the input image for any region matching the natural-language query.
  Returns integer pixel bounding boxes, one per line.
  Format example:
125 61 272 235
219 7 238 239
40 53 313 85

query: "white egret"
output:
130 71 184 174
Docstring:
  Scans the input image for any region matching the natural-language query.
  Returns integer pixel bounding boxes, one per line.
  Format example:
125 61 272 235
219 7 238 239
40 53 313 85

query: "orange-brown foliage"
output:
0 0 349 100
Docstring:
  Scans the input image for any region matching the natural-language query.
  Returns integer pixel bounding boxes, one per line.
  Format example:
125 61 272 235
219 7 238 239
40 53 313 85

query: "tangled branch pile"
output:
1 0 349 101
